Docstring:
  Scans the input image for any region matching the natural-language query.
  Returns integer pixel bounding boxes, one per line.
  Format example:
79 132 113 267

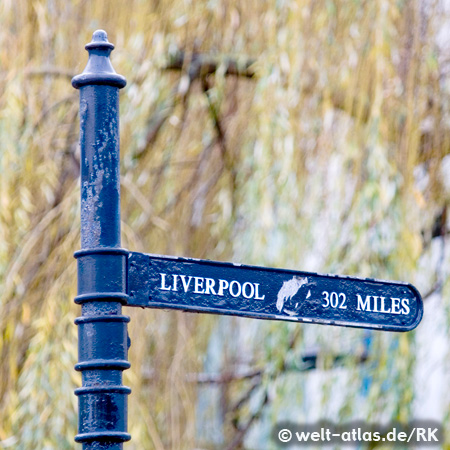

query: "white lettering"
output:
372 296 379 312
416 428 427 442
158 273 272 301
204 278 217 295
357 294 371 311
242 282 255 299
341 432 351 442
363 432 372 441
160 273 172 291
401 298 410 315
391 298 401 314
180 275 193 292
321 291 347 309
229 280 241 297
194 277 205 294
310 432 320 442
254 283 265 300
339 293 347 309
428 428 439 442
380 297 391 314
218 279 229 296
330 292 339 308
295 432 310 442
355 295 411 315
322 291 330 307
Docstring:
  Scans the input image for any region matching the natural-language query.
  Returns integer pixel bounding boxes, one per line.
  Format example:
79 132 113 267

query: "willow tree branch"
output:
165 50 256 79
185 368 263 384
133 51 256 162
25 66 74 79
225 391 269 450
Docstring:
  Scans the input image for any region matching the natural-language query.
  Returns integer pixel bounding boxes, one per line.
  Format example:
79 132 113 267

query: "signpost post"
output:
73 30 423 447
72 30 130 449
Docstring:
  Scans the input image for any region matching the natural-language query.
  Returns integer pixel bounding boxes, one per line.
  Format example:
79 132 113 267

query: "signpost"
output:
127 252 422 331
72 30 130 449
72 30 424 448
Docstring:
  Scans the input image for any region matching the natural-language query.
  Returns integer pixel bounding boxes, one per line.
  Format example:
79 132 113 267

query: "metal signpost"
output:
128 252 422 331
72 30 130 448
72 30 424 448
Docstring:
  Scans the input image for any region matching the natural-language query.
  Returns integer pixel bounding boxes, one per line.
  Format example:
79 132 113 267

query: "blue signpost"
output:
127 252 422 332
72 31 130 448
73 30 424 447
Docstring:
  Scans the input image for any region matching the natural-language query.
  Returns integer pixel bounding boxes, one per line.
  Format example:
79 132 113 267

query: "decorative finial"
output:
72 30 126 89
85 30 114 51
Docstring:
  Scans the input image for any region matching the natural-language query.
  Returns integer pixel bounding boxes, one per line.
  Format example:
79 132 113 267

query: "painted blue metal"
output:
127 252 423 332
72 30 130 449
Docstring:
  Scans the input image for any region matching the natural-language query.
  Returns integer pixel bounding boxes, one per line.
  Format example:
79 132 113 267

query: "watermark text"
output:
272 421 442 446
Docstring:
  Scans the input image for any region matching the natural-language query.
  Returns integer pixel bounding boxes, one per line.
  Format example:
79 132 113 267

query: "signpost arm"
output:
72 30 131 448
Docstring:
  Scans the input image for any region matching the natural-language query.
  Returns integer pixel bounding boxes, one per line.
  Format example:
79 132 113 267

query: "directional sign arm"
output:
126 252 423 332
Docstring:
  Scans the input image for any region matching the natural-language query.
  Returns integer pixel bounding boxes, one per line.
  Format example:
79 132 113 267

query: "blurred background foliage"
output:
1 0 450 448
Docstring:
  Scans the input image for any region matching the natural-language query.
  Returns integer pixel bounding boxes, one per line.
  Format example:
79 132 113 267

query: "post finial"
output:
72 29 126 89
